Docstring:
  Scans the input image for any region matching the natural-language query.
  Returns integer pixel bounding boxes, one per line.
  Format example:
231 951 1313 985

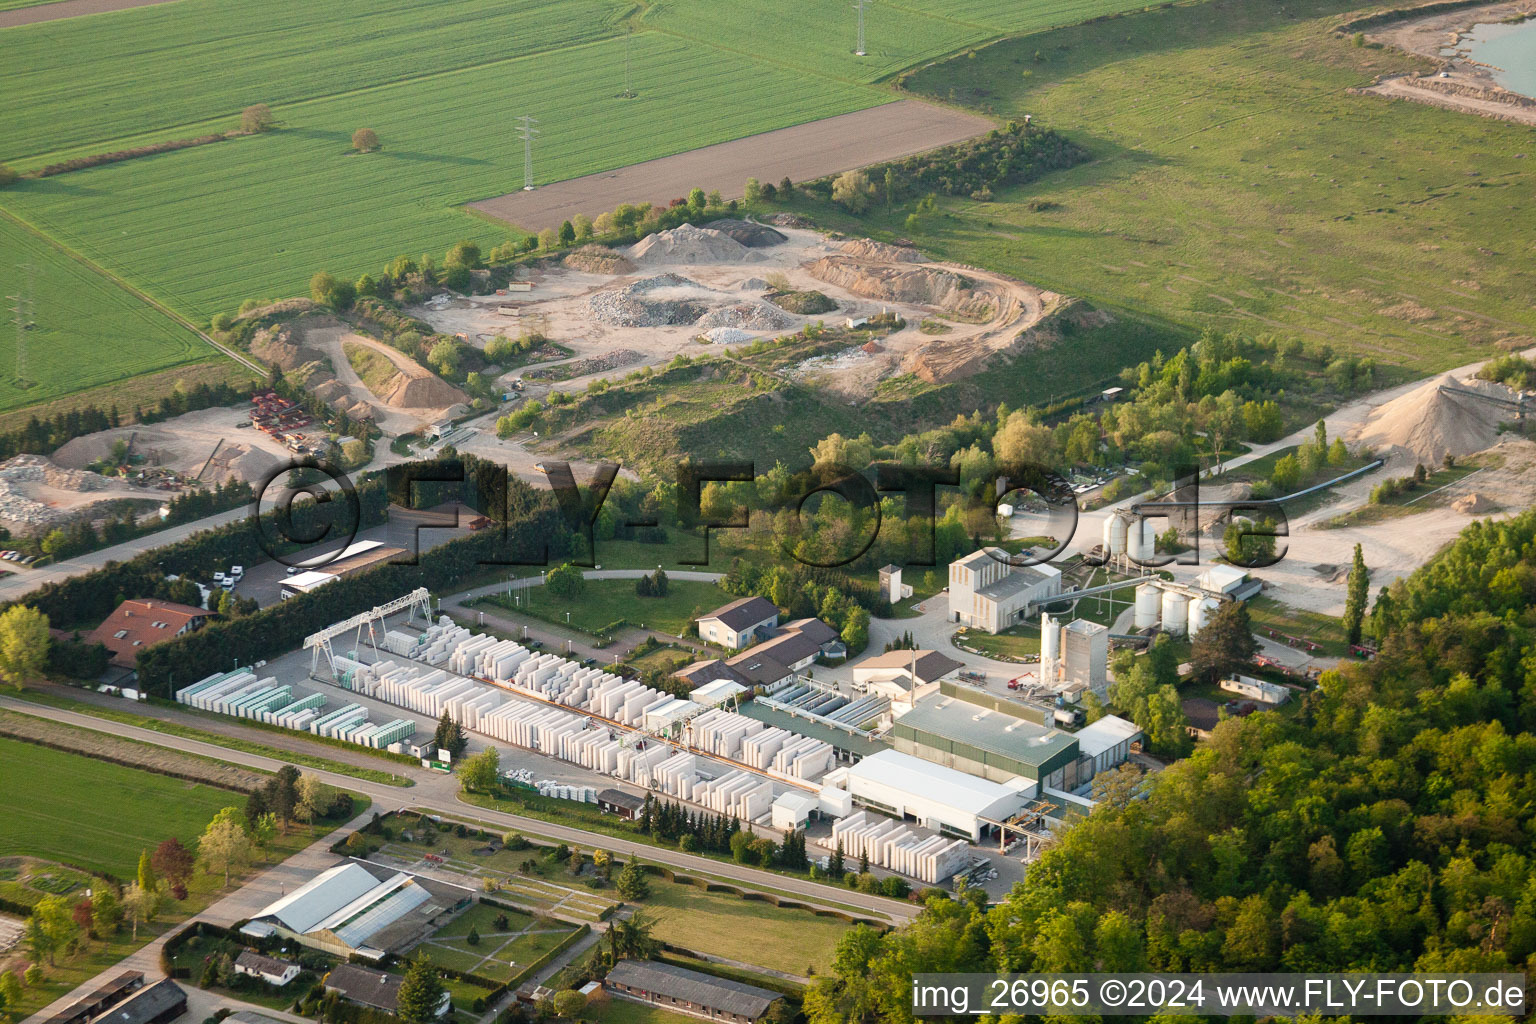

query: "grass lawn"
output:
954 627 1040 662
485 577 731 637
0 216 218 413
0 737 363 1018
1246 594 1352 658
0 734 252 877
589 998 701 1024
887 0 1536 373
641 876 851 976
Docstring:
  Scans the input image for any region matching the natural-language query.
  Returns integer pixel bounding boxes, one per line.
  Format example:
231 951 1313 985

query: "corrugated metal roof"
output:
254 862 383 934
606 960 779 1017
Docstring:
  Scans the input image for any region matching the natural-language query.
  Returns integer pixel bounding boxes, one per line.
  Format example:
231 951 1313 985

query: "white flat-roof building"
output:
1073 715 1143 782
1221 675 1290 704
841 749 1030 842
948 548 1062 634
771 790 820 831
689 679 748 707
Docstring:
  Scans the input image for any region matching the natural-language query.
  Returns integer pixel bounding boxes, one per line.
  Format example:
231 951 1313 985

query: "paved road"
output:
0 696 917 924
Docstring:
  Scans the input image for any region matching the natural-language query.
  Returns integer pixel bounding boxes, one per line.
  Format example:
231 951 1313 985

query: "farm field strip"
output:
0 213 211 411
0 734 244 877
641 0 1183 82
0 34 889 321
0 0 631 162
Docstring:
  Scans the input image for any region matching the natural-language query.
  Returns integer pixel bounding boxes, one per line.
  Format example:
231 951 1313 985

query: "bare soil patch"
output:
0 0 178 29
469 101 994 232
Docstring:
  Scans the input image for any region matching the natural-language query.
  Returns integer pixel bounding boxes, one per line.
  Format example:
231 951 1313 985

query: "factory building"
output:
834 749 1031 842
280 540 409 599
889 687 1080 789
695 597 779 649
1039 614 1109 696
947 548 1062 633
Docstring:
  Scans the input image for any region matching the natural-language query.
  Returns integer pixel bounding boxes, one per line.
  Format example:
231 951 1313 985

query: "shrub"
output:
352 128 381 153
241 104 275 133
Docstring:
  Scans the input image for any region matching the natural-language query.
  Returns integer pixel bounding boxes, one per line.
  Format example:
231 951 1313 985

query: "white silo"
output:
1040 612 1060 663
1188 596 1222 637
1134 584 1162 630
1127 516 1156 562
1160 590 1190 635
1102 512 1130 556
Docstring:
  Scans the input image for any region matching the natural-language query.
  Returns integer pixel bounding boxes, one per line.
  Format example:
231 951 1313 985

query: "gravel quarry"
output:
410 220 1063 401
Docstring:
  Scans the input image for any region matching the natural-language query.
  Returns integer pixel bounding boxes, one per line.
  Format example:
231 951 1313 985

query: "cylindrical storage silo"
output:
1160 590 1190 635
1040 613 1060 663
1134 584 1162 630
1103 513 1130 556
1127 516 1156 562
1188 596 1221 637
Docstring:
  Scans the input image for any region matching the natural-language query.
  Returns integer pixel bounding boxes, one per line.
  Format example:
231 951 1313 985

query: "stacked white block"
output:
538 782 597 802
685 708 764 759
771 735 834 781
740 726 793 770
383 629 422 656
310 702 368 738
693 770 772 821
830 810 971 884
619 743 674 783
650 752 702 799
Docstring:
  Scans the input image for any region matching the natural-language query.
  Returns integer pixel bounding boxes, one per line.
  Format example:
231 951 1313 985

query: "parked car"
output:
230 565 245 580
212 571 227 584
286 566 298 576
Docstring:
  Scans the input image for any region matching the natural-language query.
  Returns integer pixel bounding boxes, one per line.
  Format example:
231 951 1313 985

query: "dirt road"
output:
471 101 994 231
0 0 180 31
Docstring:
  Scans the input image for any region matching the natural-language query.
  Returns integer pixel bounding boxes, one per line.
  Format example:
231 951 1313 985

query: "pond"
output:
1448 18 1536 98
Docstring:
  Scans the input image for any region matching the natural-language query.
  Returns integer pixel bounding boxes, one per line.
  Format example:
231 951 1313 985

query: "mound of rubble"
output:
701 327 757 345
527 350 645 380
704 219 788 248
378 368 467 409
1351 374 1514 463
588 274 720 327
0 455 115 532
201 444 282 487
694 301 796 332
628 224 760 266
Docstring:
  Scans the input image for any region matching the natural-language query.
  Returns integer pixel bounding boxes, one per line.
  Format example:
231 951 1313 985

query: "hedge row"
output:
637 863 885 929
32 131 245 178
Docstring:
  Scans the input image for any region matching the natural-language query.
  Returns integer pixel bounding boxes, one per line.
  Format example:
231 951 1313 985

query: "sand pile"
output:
378 368 467 409
201 444 281 486
705 219 787 248
839 239 927 263
251 324 325 370
1351 373 1513 463
1453 492 1496 514
629 225 759 266
563 245 634 274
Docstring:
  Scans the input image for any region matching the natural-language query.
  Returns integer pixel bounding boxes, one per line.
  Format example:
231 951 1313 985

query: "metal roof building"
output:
605 960 782 1023
890 693 1080 788
840 749 1031 842
243 861 471 959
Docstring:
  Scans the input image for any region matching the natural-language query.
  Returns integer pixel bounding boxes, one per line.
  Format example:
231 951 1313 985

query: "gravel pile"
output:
588 273 715 327
694 300 796 331
629 224 758 265
701 327 757 345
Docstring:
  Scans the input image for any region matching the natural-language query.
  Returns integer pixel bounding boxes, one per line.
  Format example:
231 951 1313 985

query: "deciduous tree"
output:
0 605 50 687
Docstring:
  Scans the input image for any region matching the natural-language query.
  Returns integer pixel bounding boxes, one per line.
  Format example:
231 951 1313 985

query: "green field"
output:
643 0 1178 83
587 997 700 1024
0 33 888 322
0 215 212 411
886 0 1536 370
643 875 852 975
488 576 732 637
0 734 245 876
